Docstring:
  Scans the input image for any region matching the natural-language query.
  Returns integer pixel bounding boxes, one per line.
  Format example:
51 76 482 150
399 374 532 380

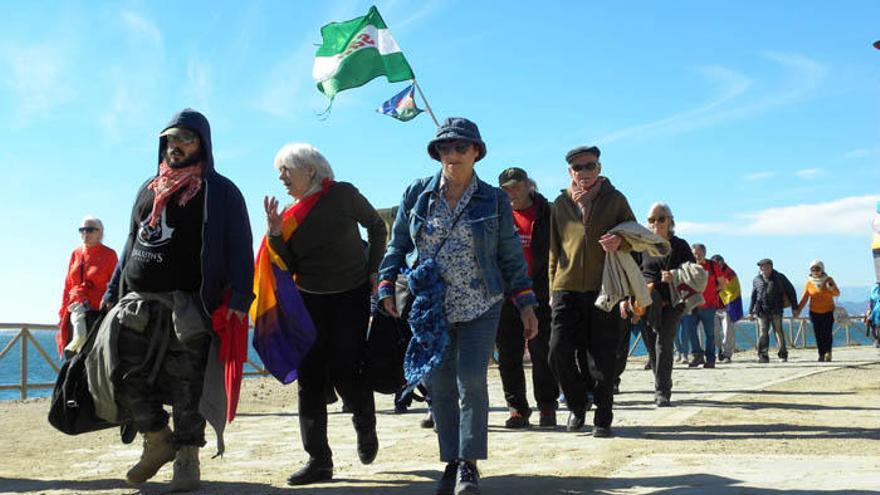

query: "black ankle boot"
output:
286 458 333 486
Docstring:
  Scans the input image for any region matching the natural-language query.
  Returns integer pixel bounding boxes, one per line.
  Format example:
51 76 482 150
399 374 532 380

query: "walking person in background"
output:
264 143 387 485
795 260 840 362
639 202 696 407
748 259 798 363
495 168 558 429
57 216 117 356
548 145 634 436
681 243 723 368
711 254 743 363
378 118 537 495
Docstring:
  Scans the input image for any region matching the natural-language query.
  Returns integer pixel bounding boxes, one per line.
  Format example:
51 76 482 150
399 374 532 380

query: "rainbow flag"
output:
718 273 744 322
249 183 333 384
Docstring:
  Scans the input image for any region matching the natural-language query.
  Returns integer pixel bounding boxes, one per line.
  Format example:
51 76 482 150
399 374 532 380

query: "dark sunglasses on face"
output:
166 132 199 146
79 227 99 233
647 216 668 224
434 141 472 155
570 161 599 172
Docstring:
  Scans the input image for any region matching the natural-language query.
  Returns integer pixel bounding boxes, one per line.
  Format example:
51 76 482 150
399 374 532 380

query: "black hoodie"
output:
104 109 255 314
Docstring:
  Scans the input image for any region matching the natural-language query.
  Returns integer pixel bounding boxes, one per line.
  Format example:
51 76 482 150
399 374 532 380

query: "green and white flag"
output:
312 6 415 99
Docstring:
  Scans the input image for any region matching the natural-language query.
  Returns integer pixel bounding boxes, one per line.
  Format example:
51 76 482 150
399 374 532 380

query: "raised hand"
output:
264 196 282 235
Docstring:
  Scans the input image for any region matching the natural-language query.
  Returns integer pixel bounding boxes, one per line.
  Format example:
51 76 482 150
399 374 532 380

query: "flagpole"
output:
413 79 440 127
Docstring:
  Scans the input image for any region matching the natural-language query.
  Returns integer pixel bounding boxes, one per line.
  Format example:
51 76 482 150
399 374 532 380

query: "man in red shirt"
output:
682 243 724 368
496 167 559 428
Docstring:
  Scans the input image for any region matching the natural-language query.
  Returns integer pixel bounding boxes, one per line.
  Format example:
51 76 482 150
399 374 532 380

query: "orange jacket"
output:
798 278 839 314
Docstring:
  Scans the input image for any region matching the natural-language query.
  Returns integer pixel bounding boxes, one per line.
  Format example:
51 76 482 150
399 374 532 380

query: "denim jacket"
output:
378 172 537 310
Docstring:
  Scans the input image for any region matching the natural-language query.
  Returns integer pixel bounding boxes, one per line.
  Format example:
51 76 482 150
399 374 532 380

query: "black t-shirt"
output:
124 188 204 293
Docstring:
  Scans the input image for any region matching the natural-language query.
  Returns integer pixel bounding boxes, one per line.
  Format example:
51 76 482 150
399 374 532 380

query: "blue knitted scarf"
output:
402 257 448 392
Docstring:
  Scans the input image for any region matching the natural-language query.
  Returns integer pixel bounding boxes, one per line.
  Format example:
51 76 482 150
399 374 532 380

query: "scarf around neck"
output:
569 176 605 227
146 161 205 228
809 273 830 289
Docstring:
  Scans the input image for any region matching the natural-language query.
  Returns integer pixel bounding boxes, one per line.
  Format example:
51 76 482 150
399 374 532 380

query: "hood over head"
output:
157 108 214 174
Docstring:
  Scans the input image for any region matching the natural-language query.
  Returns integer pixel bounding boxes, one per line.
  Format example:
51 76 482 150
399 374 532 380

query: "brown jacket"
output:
549 178 635 292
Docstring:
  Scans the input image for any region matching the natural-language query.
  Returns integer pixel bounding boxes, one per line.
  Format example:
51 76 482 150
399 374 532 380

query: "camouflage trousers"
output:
115 311 210 449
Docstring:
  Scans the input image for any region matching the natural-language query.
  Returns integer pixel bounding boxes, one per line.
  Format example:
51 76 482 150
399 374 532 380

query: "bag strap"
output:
431 203 468 259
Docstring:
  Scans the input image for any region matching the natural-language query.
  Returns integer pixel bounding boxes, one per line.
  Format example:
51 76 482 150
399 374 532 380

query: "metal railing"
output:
627 315 871 357
0 323 269 401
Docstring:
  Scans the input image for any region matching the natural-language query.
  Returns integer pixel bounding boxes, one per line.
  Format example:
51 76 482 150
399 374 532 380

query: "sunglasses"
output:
810 267 822 272
434 141 472 155
165 132 199 146
647 216 668 224
79 227 99 233
570 161 599 172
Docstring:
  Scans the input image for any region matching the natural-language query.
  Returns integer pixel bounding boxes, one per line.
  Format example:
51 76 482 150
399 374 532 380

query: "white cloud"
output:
795 167 823 179
744 171 776 181
121 11 162 47
1 43 74 126
593 52 828 145
185 58 212 109
739 195 880 236
844 148 872 159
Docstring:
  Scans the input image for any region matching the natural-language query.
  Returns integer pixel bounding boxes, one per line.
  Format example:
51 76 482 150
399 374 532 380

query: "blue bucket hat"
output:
427 117 487 162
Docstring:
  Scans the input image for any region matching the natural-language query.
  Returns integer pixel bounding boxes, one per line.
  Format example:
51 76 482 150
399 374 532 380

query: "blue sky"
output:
2 1 879 322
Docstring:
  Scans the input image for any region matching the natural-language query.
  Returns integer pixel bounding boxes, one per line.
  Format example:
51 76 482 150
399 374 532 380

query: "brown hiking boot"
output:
169 446 200 492
126 426 176 485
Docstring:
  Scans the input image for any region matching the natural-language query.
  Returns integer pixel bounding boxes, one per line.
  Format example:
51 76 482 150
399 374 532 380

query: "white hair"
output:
274 143 335 194
647 201 675 235
80 215 104 242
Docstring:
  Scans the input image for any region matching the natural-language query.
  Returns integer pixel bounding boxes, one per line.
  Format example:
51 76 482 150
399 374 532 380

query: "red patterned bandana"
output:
146 161 204 227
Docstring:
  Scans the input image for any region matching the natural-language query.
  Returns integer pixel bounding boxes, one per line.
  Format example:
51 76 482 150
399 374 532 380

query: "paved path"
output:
1 345 878 494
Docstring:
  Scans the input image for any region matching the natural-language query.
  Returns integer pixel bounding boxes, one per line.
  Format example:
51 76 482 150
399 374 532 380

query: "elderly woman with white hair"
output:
57 216 117 356
262 143 387 486
795 260 840 362
639 202 695 407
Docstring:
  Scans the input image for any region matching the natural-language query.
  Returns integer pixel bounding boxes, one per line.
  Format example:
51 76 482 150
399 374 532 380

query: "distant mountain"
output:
837 285 875 316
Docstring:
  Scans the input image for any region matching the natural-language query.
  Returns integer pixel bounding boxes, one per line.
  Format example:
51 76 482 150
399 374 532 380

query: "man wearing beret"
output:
496 167 559 428
548 145 635 437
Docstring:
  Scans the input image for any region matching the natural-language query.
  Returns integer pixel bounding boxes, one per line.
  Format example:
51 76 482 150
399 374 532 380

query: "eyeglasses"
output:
810 267 821 272
647 216 668 224
165 132 199 146
570 161 599 172
79 227 99 233
434 141 472 155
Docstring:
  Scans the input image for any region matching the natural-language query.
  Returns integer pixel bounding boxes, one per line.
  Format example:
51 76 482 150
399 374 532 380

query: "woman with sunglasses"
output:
548 145 636 438
378 117 537 495
639 202 695 407
56 216 117 356
795 260 840 361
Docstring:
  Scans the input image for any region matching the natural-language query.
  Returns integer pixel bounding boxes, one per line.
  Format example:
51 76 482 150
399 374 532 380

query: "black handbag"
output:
360 308 411 394
48 312 116 436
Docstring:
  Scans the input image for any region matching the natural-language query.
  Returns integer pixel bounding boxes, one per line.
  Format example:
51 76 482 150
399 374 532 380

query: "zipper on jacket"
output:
198 179 211 319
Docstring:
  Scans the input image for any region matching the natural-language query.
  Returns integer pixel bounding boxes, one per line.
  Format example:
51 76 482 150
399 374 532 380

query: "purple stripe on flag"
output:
252 265 317 384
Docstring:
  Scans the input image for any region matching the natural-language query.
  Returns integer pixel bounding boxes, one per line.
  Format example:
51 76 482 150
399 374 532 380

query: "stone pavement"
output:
0 345 878 494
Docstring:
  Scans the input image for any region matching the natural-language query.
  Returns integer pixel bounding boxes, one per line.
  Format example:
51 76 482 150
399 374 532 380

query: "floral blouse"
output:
416 175 502 323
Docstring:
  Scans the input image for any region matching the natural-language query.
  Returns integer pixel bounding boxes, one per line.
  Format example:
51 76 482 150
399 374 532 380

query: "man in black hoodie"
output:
495 168 559 428
103 109 254 492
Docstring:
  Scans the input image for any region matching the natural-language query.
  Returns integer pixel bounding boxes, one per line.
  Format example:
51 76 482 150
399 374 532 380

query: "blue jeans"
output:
673 322 690 356
430 301 502 462
682 307 717 361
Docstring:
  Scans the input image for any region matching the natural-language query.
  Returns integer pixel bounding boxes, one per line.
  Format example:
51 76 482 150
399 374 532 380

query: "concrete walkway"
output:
1 345 878 494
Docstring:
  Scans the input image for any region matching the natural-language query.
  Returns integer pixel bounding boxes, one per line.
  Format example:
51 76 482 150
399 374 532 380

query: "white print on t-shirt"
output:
136 208 175 248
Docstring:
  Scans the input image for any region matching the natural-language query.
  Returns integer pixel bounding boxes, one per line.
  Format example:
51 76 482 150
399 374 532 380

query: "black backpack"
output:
48 312 117 436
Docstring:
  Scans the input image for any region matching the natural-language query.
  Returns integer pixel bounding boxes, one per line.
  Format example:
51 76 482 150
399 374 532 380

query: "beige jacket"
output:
596 221 670 312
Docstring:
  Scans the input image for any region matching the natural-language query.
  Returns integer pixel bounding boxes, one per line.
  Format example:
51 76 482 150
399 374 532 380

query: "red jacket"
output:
57 244 118 352
699 259 723 309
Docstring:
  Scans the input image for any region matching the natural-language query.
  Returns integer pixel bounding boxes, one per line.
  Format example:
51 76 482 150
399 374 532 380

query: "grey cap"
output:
757 258 773 266
498 167 528 187
565 145 601 163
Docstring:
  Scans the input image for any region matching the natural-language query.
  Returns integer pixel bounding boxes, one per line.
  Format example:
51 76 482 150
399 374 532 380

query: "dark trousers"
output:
642 306 683 398
810 311 834 356
116 322 210 448
298 283 375 462
549 291 624 428
495 299 558 414
616 320 643 386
